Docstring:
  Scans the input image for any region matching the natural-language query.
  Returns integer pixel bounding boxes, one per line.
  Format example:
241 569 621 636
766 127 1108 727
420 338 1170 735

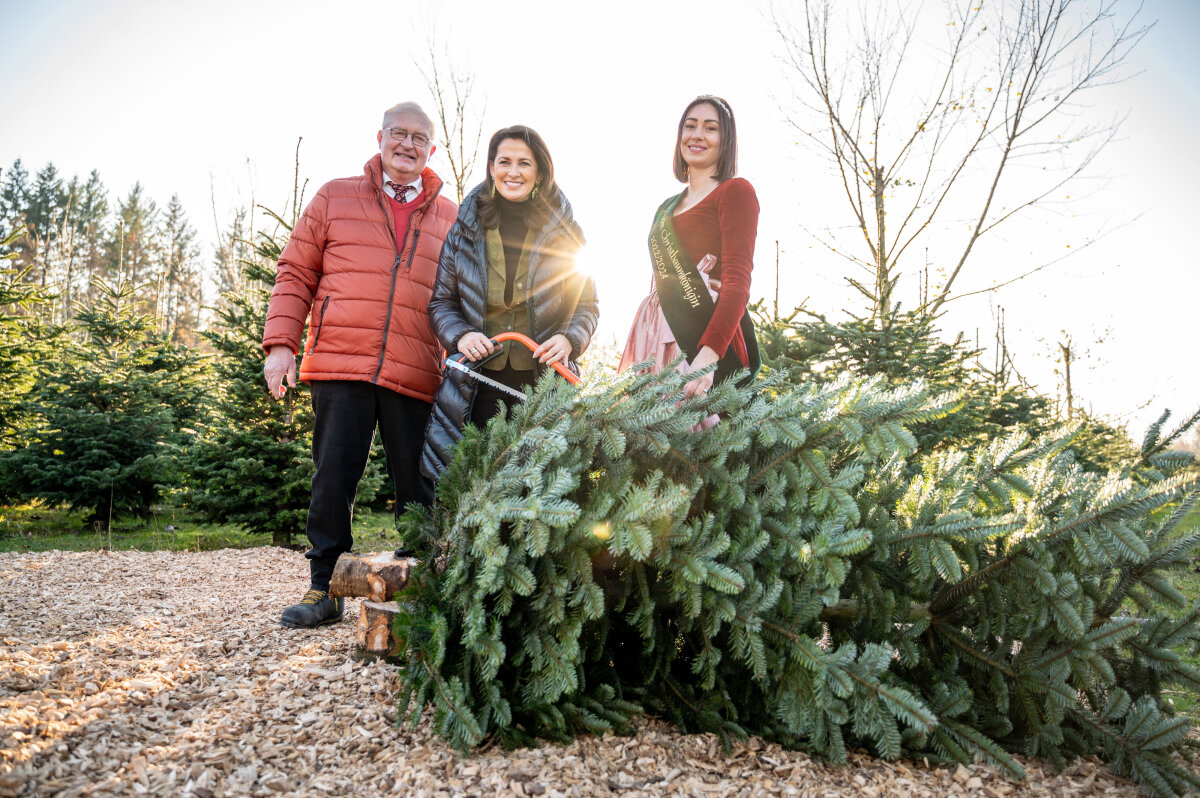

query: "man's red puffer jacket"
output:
262 155 458 402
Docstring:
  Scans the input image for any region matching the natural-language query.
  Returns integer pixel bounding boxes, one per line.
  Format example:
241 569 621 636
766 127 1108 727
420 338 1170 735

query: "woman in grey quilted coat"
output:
420 125 599 481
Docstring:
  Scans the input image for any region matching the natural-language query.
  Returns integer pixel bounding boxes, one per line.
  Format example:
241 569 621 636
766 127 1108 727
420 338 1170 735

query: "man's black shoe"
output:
281 589 344 628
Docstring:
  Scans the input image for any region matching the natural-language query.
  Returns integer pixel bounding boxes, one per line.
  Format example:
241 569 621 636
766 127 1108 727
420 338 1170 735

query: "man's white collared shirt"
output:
384 175 423 202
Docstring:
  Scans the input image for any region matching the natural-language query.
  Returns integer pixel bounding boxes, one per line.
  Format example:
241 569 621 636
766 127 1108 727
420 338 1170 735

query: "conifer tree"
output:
0 229 59 452
26 163 66 247
67 170 109 320
0 159 31 244
754 306 1138 472
0 278 205 523
158 194 203 345
189 208 386 544
397 363 1200 797
212 207 251 300
0 163 108 321
102 183 158 309
188 213 314 546
0 160 29 212
5 162 71 290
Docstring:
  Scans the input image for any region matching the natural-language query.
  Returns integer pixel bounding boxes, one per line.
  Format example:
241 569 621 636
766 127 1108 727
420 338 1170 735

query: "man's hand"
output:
533 334 572 366
458 331 497 362
264 346 298 399
683 346 719 399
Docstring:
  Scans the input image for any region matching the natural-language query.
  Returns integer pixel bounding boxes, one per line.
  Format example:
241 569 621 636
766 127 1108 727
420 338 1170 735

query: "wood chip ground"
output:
0 548 1179 796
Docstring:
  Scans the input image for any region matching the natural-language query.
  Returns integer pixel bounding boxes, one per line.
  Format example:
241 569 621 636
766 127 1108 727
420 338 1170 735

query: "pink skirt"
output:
619 254 720 430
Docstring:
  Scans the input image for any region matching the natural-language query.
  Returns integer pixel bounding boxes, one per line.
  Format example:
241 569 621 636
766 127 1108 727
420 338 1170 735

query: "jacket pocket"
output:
309 295 331 354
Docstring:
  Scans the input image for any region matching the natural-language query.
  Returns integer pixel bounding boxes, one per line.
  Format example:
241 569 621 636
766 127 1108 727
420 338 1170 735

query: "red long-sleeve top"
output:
671 177 760 358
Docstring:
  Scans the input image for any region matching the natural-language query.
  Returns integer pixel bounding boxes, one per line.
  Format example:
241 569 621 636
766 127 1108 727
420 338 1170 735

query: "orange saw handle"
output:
491 331 581 385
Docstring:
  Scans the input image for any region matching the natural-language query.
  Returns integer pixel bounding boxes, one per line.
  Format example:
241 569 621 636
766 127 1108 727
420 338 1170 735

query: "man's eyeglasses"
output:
383 128 431 148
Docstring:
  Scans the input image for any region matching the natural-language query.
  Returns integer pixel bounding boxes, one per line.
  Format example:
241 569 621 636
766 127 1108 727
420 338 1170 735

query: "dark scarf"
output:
496 196 532 305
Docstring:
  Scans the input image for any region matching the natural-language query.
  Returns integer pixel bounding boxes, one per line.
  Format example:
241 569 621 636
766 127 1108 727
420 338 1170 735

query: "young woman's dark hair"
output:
478 124 558 229
672 95 738 183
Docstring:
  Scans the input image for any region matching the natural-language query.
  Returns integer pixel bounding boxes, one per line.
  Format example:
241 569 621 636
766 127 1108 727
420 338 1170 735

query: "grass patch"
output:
1163 565 1200 722
0 502 406 554
1159 504 1200 723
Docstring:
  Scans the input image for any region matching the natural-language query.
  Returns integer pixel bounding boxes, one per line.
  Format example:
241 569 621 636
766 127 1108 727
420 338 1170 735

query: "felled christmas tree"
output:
396 363 1200 797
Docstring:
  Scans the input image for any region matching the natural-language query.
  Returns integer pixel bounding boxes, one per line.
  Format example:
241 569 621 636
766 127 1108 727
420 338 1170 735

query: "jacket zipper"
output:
372 252 403 383
309 295 331 354
372 173 427 383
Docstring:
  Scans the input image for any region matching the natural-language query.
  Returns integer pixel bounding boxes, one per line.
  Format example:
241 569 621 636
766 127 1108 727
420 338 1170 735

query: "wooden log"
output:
329 551 414 602
354 600 403 660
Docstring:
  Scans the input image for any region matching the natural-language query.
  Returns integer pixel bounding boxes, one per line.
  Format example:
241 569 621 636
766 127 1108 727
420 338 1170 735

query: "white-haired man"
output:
262 102 457 628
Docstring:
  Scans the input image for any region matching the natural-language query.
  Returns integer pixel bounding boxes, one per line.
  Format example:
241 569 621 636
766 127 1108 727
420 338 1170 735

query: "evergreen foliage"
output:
1 159 204 335
397 364 1200 796
0 230 60 450
1068 410 1142 475
754 305 1138 472
157 194 203 346
105 183 159 309
188 212 314 546
0 160 32 240
0 278 206 522
187 208 385 546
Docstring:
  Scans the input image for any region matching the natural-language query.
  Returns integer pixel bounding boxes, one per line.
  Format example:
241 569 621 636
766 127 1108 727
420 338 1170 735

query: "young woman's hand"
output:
683 346 720 398
458 331 497 362
534 334 572 366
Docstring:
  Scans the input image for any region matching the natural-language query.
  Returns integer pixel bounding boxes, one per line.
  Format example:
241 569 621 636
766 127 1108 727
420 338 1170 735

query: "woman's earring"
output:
490 181 496 198
531 181 541 200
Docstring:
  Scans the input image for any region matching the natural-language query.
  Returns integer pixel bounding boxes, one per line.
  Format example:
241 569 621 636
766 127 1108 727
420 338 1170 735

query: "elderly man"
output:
262 101 457 628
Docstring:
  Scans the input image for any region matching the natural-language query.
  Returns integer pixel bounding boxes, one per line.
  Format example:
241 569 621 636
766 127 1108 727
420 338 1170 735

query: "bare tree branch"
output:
939 208 1140 305
411 16 487 204
773 0 1149 318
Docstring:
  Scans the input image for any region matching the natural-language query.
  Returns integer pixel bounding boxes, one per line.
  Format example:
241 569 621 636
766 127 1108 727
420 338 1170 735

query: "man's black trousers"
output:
305 380 433 590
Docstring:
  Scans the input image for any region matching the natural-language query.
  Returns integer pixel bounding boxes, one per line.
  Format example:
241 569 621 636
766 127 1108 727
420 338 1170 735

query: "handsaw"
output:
445 357 528 400
444 331 582 400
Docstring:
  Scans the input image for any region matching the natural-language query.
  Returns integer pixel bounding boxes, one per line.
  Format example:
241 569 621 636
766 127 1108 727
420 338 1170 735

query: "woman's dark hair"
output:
478 125 558 229
672 95 738 183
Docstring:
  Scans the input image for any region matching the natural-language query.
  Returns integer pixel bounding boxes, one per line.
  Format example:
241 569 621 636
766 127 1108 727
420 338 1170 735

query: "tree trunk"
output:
1059 340 1074 420
329 551 415 602
873 166 889 319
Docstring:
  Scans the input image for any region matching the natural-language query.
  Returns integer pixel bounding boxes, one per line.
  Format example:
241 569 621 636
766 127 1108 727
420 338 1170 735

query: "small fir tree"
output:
0 230 61 452
754 305 1135 471
187 208 385 546
188 211 314 546
0 277 205 522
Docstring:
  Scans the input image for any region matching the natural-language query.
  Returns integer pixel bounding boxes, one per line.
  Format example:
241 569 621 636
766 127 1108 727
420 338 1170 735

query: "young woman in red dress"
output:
619 95 760 399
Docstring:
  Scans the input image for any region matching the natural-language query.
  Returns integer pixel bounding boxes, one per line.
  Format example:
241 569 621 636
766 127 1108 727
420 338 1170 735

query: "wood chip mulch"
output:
0 548 1164 796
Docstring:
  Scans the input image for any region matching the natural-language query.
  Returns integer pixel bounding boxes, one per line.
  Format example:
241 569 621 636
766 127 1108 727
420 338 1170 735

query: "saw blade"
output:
445 358 528 401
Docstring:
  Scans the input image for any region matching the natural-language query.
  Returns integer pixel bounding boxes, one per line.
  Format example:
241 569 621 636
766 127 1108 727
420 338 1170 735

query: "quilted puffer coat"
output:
262 155 458 402
419 184 599 480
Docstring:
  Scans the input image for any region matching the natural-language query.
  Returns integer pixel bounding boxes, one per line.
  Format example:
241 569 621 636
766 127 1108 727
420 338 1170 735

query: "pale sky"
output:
2 0 1197 437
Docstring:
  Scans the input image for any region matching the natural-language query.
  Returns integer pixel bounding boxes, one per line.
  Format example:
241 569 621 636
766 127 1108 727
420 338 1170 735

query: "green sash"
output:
648 193 760 386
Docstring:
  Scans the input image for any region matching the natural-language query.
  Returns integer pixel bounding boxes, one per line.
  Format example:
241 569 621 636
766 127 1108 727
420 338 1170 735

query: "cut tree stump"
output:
329 552 415 660
355 600 403 660
329 551 415 602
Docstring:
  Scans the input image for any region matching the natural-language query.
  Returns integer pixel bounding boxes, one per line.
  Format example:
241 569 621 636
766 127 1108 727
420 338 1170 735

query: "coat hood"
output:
456 182 585 251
